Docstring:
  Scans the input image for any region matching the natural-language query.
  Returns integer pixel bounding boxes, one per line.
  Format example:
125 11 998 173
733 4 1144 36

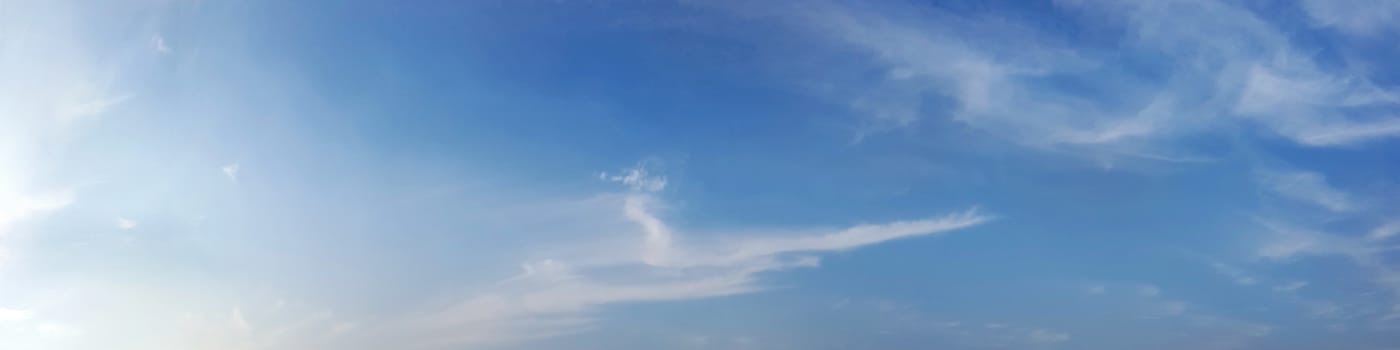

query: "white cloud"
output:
222 163 240 183
1369 221 1400 241
1234 65 1400 146
1301 0 1400 36
393 170 991 347
763 0 1400 156
600 161 667 192
150 33 171 53
1255 219 1400 321
1253 220 1374 261
1257 170 1355 212
55 94 132 124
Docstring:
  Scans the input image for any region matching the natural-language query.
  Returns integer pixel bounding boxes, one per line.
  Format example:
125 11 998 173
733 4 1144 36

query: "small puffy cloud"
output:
599 162 667 192
150 34 171 53
222 163 240 183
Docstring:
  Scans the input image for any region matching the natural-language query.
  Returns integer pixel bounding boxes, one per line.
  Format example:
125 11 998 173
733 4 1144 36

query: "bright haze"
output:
3 0 1400 349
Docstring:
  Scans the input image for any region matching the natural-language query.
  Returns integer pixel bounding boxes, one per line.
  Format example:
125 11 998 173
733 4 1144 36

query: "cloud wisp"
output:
389 164 992 348
1257 170 1357 212
754 0 1400 160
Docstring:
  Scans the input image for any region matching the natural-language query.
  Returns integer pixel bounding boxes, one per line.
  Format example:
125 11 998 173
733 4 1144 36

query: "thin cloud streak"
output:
767 0 1400 157
1257 170 1356 212
392 174 992 348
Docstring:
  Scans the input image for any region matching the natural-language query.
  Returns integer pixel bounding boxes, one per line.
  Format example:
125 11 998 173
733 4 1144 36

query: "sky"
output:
2 0 1400 349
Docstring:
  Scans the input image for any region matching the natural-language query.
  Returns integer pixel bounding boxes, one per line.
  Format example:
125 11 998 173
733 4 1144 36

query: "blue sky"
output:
3 0 1400 349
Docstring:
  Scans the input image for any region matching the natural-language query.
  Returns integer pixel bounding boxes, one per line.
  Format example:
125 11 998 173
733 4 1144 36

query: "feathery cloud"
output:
1369 221 1400 241
394 165 992 347
1300 0 1400 36
763 0 1400 156
1255 219 1400 321
1257 170 1356 212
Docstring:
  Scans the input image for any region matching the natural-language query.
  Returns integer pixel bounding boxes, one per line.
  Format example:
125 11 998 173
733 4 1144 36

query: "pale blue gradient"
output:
2 1 1400 349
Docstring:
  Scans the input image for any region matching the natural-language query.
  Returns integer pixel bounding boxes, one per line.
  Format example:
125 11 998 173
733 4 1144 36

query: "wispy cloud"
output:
1300 0 1400 36
392 165 992 347
1255 219 1400 322
599 161 668 192
0 189 75 235
1369 221 1400 241
1090 282 1272 347
757 0 1400 158
55 94 132 124
1234 65 1400 146
1257 170 1356 212
1210 262 1259 286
